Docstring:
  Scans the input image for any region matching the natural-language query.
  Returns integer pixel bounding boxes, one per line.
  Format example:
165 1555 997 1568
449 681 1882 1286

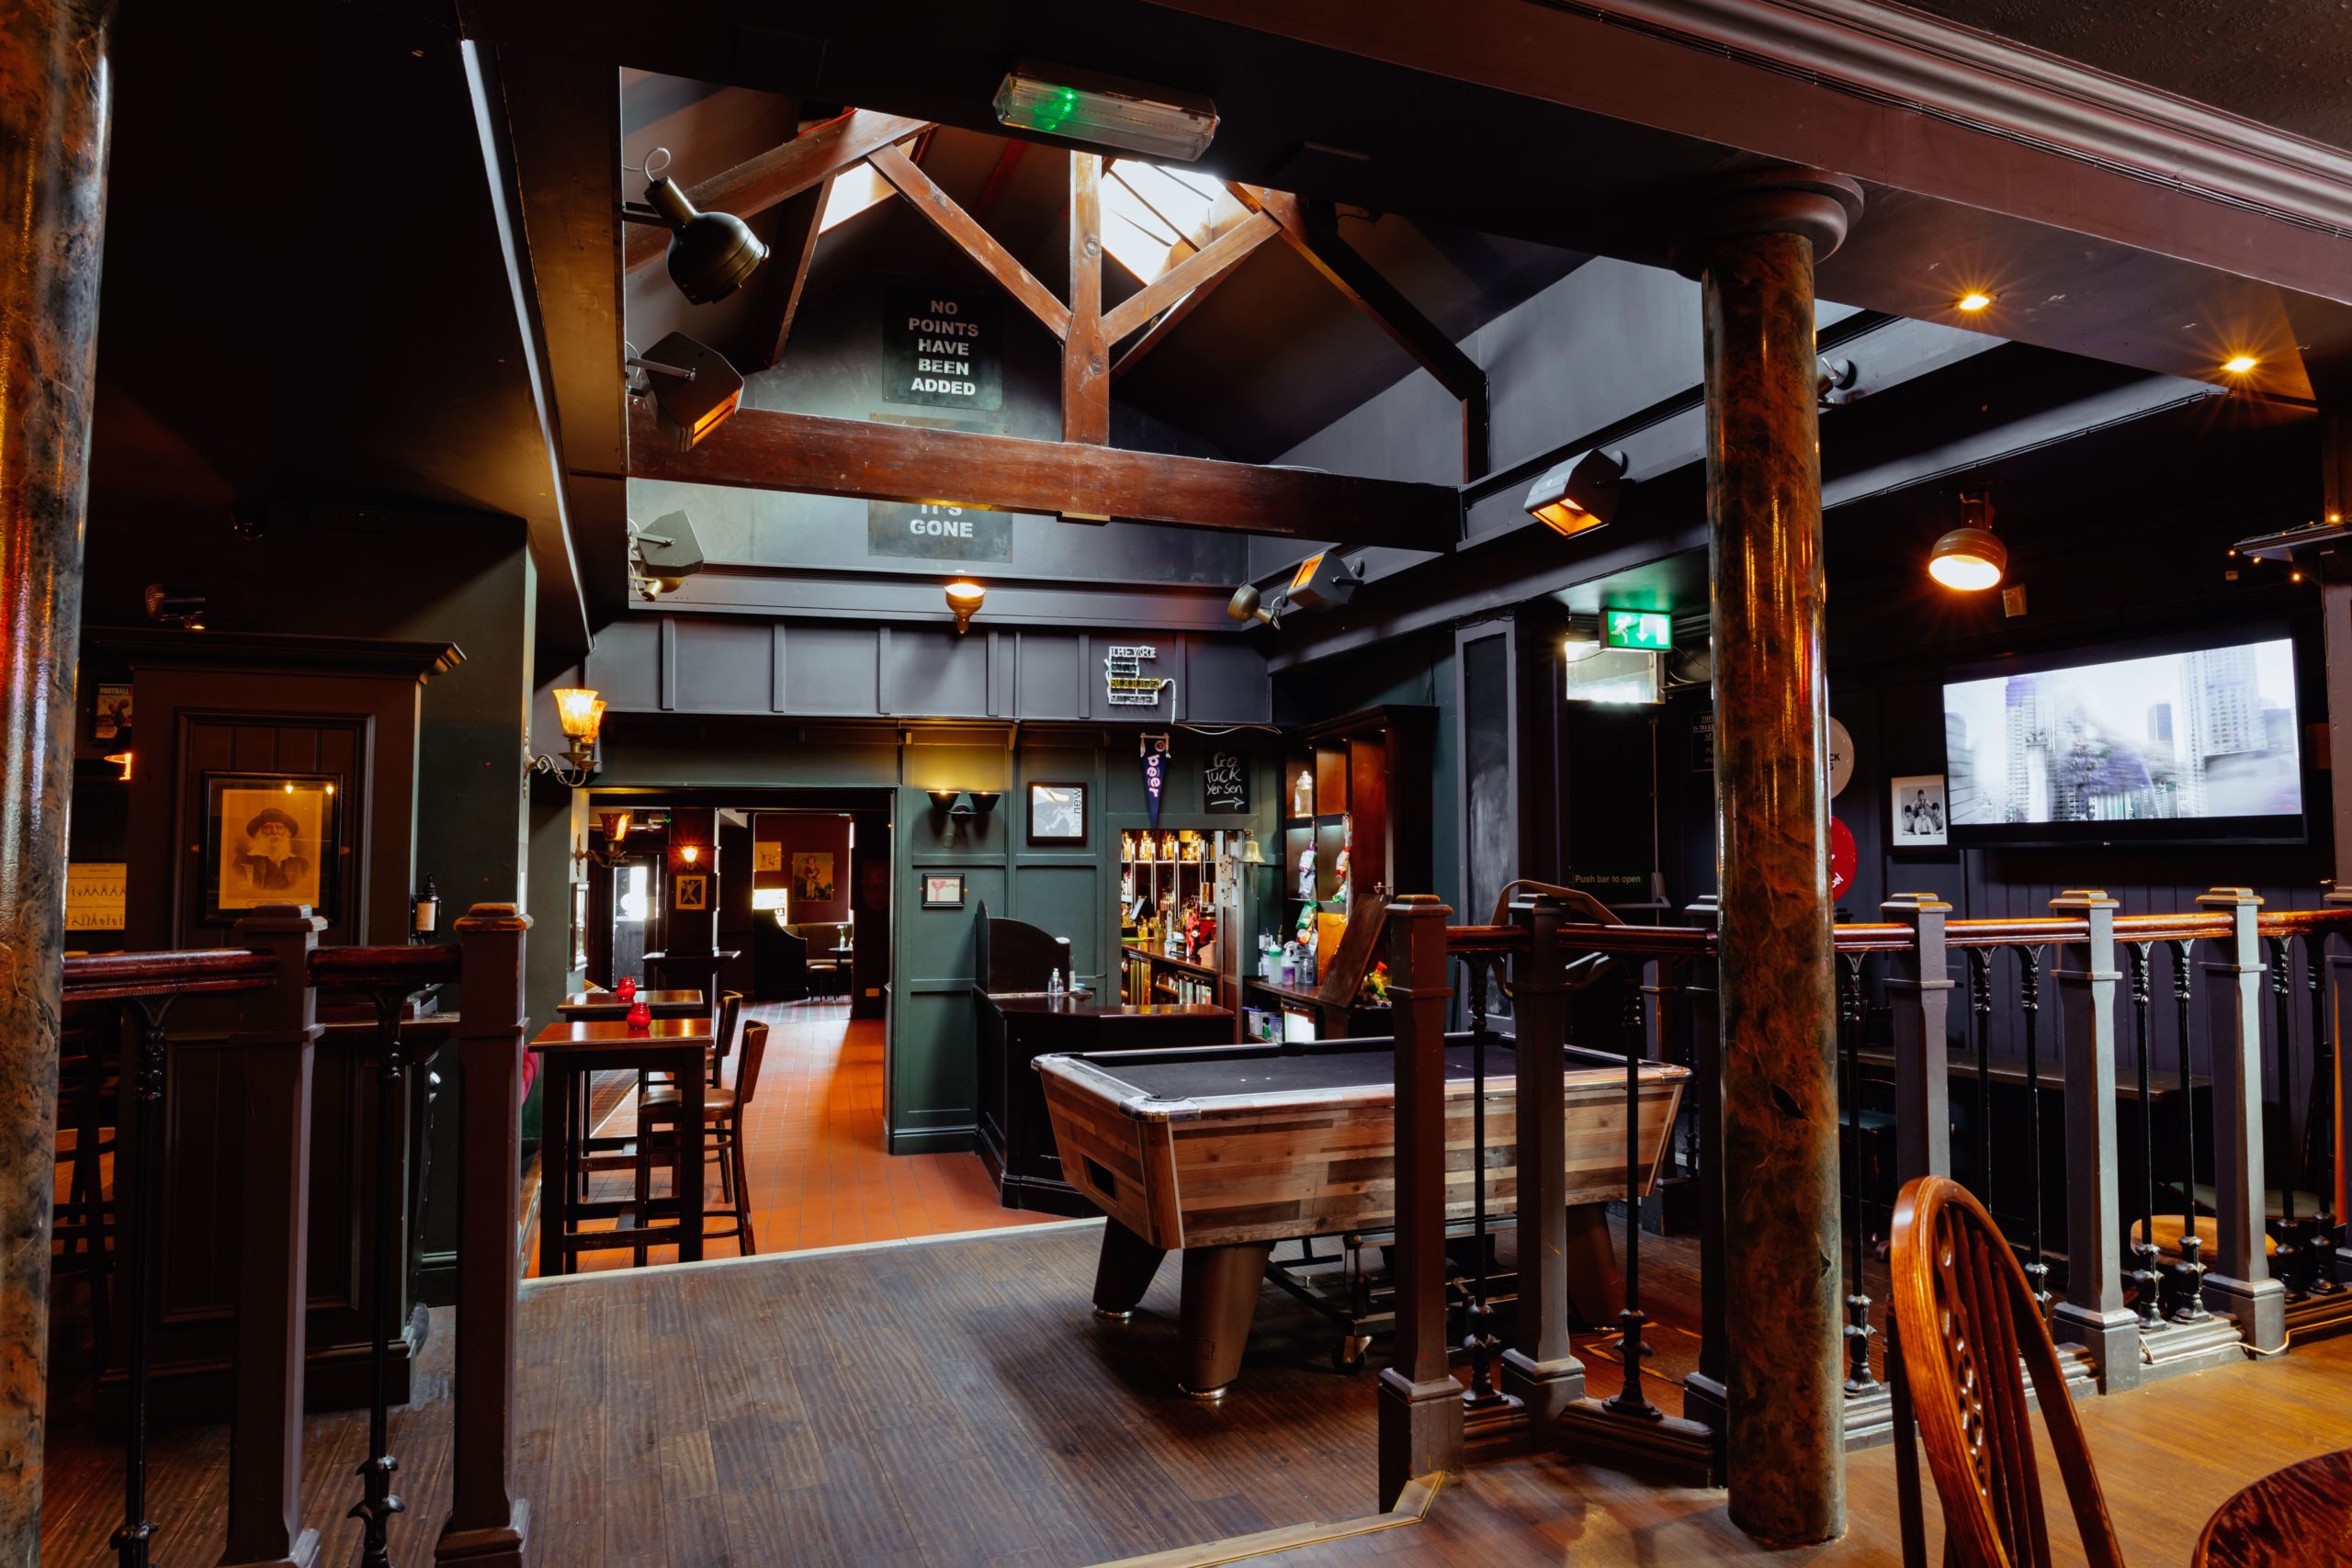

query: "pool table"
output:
1036 1034 1689 1396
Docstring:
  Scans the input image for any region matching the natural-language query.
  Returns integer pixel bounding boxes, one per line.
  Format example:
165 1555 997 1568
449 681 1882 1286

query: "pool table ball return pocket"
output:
1036 1033 1689 1397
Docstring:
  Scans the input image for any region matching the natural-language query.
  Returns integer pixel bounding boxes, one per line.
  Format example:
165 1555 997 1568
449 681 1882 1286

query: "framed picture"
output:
203 773 340 921
922 873 966 908
754 840 785 873
793 852 836 902
1892 774 1949 848
1028 781 1087 845
674 873 709 911
94 682 132 741
570 881 590 972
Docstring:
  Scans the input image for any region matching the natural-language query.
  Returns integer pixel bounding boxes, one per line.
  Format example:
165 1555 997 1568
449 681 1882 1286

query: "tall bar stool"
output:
636 1020 769 1258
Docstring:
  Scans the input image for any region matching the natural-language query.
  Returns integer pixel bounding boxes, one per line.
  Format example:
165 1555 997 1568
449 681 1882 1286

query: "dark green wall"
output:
591 719 1279 1151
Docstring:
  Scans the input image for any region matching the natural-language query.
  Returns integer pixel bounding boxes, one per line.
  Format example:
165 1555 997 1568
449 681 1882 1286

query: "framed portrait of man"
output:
203 774 340 921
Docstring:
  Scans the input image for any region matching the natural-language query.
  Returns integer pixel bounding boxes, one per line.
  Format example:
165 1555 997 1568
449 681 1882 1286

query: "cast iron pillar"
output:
1674 166 1863 1549
0 3 115 1561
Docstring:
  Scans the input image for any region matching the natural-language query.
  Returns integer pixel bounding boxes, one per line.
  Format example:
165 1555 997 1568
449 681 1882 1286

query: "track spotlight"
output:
1524 448 1629 536
1226 583 1281 628
640 147 768 304
628 333 743 452
1928 491 2007 592
945 581 985 634
143 584 208 630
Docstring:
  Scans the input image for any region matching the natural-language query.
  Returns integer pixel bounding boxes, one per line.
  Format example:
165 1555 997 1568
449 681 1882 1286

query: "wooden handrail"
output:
1943 917 2092 949
62 947 275 1000
309 943 461 987
2253 906 2352 936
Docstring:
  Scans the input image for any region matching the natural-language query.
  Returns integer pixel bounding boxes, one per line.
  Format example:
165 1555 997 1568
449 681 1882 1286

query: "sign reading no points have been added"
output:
884 280 1001 412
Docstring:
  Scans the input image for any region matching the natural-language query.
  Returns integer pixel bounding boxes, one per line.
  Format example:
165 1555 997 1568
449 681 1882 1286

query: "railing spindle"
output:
2016 944 2052 1317
1460 959 1505 1413
1968 947 1995 1203
1840 953 1876 1391
2127 944 2163 1328
110 995 174 1568
2267 938 2306 1301
2169 938 2211 1323
2306 930 2342 1292
351 987 413 1565
1602 977 1656 1418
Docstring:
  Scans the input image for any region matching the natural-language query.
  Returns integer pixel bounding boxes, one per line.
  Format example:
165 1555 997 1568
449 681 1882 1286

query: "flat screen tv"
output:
1940 625 2305 847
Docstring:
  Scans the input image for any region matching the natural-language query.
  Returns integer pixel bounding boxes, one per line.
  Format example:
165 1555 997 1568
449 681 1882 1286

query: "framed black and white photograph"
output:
922 873 966 908
202 773 341 922
1027 781 1087 845
1892 774 1949 847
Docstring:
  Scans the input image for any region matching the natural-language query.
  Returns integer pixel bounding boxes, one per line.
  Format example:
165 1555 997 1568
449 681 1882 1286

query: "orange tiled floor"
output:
526 998 1062 1276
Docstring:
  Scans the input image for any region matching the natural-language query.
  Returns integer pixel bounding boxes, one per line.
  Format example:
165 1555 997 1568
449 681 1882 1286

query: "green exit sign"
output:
1601 608 1673 651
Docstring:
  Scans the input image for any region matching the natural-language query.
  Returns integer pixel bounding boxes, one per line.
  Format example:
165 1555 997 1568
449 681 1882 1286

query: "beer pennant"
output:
1141 732 1170 829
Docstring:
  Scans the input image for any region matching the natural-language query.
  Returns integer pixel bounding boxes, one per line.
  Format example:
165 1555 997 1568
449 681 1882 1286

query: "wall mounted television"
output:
1940 624 2305 848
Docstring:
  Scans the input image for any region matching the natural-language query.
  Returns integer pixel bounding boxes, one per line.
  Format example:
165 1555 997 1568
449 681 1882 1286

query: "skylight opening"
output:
1101 161 1236 285
820 164 896 233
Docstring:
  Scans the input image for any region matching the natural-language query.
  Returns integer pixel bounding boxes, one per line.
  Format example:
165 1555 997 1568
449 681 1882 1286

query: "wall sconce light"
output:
639 147 768 304
528 686 604 788
1928 491 2007 592
967 791 1001 818
627 333 744 452
105 750 132 782
679 842 701 865
1524 448 1629 536
1226 583 1281 628
931 788 989 846
945 580 986 634
411 875 440 943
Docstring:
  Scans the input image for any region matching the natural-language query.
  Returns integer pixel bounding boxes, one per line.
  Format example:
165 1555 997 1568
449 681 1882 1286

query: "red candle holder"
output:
616 976 637 1001
625 999 651 1030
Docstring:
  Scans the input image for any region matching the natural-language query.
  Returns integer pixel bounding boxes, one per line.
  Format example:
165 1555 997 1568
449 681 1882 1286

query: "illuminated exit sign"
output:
1601 608 1673 651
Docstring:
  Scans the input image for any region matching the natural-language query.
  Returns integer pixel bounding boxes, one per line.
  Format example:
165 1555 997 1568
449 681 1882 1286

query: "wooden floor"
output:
40 1213 2352 1567
525 998 1061 1277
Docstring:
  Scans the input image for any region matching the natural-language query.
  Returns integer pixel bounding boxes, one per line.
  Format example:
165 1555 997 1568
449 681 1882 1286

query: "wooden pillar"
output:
1881 895 1953 1182
437 904 532 1567
221 908 325 1568
2049 891 2140 1391
1500 896 1585 1429
2198 887 2287 1351
0 3 114 1557
1063 152 1108 446
1376 895 1461 1507
1676 166 1862 1547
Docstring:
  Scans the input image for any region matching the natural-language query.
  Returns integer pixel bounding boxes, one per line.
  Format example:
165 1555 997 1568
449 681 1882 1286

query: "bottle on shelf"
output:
1048 967 1063 997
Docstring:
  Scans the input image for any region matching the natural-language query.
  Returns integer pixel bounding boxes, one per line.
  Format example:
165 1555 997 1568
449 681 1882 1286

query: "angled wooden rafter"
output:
1101 209 1279 347
736 173 831 372
621 108 929 275
1229 183 1491 480
866 141 1074 340
628 400 1460 550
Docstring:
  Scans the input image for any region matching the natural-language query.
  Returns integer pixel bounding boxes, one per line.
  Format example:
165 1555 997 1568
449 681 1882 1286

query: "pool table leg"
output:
1092 1219 1167 1320
1178 1241 1274 1399
1563 1201 1624 1328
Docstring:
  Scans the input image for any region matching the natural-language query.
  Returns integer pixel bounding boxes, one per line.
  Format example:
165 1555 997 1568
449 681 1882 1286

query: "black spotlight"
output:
641 147 767 304
629 333 745 452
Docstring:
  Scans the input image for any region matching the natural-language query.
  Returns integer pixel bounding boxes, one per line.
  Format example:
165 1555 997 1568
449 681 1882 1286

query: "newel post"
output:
1501 895 1585 1430
2048 890 2139 1391
2198 887 2286 1352
1377 895 1461 1509
222 906 325 1568
436 904 532 1568
1880 894 1953 1182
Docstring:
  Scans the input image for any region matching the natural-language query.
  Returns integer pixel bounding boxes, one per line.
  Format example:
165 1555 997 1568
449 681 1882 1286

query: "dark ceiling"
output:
1907 0 2352 150
621 85 1585 462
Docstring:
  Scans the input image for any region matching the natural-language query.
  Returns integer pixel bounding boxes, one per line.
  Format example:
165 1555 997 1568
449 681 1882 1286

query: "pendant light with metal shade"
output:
639 147 768 304
1928 491 2007 592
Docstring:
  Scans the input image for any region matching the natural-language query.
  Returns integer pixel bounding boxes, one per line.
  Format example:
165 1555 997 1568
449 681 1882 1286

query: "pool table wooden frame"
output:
1036 1035 1688 1396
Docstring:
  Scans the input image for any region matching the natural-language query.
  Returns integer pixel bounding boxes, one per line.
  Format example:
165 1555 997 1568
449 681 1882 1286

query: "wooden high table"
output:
556 988 707 1021
529 1017 710 1274
641 949 743 1010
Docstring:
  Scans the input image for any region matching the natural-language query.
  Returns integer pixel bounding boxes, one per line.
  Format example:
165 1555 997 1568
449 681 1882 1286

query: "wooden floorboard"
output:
38 1219 2352 1567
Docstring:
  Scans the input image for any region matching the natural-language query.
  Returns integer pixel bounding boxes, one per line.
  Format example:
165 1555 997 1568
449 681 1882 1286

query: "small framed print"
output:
203 773 341 922
922 873 966 909
673 873 709 911
1028 781 1087 845
94 682 132 741
1892 774 1949 848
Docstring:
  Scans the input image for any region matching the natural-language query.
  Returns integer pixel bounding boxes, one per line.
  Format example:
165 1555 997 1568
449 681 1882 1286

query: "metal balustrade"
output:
60 904 531 1568
1377 886 2352 1497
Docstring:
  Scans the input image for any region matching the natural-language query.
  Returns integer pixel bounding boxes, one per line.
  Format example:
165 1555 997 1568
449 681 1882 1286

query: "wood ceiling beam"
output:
736 174 831 373
1064 152 1109 446
622 108 927 275
866 142 1074 341
1231 183 1491 481
628 401 1460 550
1101 209 1279 347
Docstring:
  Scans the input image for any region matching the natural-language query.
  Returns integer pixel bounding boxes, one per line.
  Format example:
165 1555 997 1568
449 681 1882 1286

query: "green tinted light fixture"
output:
992 63 1218 163
1600 608 1673 652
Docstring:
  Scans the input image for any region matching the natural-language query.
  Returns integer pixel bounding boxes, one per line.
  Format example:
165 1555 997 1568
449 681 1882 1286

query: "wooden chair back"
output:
1890 1175 2125 1568
735 1021 770 1112
713 990 744 1065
